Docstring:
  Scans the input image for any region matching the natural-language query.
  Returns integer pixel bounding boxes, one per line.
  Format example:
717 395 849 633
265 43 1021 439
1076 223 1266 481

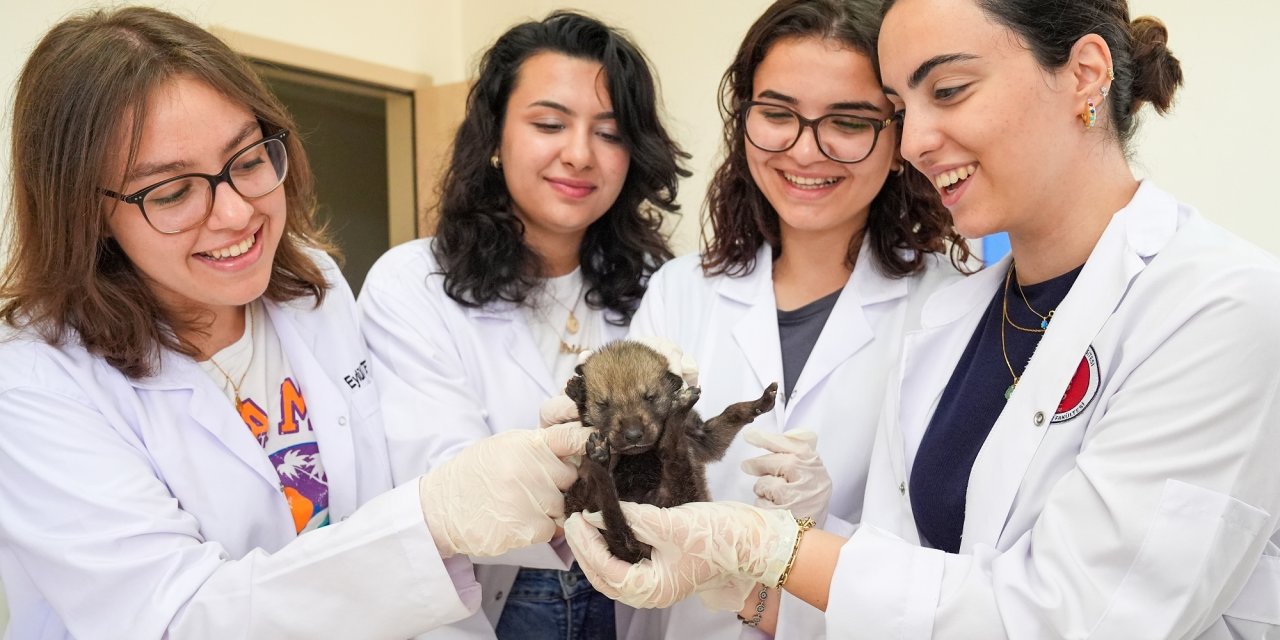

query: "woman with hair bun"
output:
359 10 688 639
565 1 1280 637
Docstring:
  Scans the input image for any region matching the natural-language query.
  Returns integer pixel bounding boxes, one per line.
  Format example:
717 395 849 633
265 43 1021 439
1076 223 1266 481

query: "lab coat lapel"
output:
469 303 557 397
898 262 1007 479
962 182 1177 551
143 348 283 492
792 240 905 414
727 248 785 397
267 301 358 518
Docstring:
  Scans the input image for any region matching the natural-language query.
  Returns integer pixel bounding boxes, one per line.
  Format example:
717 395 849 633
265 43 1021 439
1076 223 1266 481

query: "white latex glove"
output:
740 429 833 527
420 422 590 558
564 501 798 610
538 393 579 429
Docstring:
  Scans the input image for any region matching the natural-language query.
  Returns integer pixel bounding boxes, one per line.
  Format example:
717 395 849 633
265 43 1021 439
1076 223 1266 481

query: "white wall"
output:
1127 0 1279 252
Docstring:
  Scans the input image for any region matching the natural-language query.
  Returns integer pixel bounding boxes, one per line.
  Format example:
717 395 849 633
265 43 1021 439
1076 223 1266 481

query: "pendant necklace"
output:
1000 266 1027 400
1012 264 1055 330
536 280 586 355
206 303 254 406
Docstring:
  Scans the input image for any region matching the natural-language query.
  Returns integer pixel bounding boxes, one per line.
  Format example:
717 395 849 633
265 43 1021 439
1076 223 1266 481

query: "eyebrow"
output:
527 99 616 121
126 120 261 182
756 90 882 113
891 53 980 93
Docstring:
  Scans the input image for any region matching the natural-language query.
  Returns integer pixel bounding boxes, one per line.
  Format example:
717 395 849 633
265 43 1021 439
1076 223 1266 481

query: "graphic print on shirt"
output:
1053 345 1100 423
236 376 330 533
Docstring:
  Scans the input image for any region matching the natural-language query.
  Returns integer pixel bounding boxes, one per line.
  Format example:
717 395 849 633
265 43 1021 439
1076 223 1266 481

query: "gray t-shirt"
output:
777 288 843 403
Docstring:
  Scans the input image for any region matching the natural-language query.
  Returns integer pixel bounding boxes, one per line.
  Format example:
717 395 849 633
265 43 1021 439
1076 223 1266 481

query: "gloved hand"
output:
740 429 833 527
421 422 590 558
564 501 799 610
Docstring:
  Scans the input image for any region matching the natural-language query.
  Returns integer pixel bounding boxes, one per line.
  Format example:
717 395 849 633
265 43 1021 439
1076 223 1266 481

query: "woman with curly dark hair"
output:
359 10 688 640
624 1 969 636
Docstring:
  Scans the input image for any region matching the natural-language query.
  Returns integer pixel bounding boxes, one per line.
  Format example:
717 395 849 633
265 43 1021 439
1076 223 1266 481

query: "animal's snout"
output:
622 418 646 444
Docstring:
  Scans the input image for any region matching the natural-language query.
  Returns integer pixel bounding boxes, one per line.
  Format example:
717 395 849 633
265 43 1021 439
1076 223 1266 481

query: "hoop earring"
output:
490 154 502 169
1080 98 1097 128
893 163 906 176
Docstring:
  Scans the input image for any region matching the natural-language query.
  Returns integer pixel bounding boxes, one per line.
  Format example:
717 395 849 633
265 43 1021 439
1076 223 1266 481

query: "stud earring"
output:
490 154 502 169
1080 97 1097 128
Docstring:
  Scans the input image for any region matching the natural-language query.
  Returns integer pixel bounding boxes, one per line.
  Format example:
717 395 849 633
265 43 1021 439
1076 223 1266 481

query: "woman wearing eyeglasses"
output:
0 8 593 638
624 1 967 637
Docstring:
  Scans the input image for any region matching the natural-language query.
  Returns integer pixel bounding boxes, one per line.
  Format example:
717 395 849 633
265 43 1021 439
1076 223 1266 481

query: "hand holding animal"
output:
563 340 777 563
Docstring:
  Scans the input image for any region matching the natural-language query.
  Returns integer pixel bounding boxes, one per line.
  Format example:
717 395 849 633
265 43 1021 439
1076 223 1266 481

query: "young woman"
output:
358 11 688 640
0 8 590 638
625 0 966 636
567 0 1280 637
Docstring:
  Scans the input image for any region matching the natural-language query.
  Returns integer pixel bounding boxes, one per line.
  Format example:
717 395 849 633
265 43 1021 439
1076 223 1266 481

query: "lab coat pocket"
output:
1222 549 1280 624
1092 479 1270 638
349 385 383 421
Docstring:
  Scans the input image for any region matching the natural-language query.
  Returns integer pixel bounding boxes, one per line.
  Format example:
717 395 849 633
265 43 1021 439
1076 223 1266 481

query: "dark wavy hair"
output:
433 11 689 324
704 0 969 278
1 7 332 378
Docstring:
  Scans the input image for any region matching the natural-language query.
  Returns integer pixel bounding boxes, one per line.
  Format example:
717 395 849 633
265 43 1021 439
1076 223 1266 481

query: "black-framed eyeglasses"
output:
99 129 290 234
740 101 900 164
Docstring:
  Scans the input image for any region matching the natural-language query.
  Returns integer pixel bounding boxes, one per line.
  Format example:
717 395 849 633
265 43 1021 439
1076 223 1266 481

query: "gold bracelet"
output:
774 516 815 589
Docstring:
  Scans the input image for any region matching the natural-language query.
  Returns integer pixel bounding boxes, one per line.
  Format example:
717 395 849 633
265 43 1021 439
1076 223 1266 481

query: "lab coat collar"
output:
464 299 557 397
723 238 909 410
717 237 909 305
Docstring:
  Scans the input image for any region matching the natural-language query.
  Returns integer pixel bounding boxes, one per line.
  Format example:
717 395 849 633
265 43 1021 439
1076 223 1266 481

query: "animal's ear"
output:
566 373 587 404
663 371 683 394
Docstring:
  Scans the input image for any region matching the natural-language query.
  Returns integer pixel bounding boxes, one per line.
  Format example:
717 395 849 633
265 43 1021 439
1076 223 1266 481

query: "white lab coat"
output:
628 240 965 640
358 238 641 639
0 252 479 640
832 182 1280 638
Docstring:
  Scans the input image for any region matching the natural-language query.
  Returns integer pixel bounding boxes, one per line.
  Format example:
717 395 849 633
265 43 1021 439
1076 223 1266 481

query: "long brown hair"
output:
1 7 333 378
703 0 970 278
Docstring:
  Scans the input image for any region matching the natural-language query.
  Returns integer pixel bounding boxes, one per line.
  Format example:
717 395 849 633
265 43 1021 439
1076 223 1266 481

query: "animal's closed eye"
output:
643 392 657 402
594 400 610 411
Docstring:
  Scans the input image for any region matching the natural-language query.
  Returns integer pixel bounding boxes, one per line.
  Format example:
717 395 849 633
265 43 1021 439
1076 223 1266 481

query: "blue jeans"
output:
495 562 616 640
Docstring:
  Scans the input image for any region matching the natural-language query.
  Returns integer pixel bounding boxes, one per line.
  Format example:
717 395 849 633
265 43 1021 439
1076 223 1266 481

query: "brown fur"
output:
564 340 777 562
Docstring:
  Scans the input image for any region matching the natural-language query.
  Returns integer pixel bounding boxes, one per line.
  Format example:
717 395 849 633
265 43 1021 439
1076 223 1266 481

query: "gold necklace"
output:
1000 267 1025 400
533 282 586 355
543 280 585 335
1012 264 1055 330
207 303 254 406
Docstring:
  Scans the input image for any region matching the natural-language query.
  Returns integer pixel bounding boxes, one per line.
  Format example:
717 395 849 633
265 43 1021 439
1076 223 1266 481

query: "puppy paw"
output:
676 385 702 411
752 383 779 415
586 431 612 465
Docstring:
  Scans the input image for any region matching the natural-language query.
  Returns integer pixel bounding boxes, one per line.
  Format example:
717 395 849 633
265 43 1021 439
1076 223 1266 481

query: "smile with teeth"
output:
200 233 256 260
784 172 842 189
935 164 978 192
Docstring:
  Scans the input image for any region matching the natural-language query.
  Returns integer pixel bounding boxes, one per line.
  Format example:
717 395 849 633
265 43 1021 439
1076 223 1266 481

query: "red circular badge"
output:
1053 346 1099 423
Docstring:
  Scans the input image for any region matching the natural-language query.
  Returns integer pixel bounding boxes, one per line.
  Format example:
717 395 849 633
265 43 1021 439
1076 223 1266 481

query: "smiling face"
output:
104 74 286 329
746 37 897 244
878 0 1082 239
497 51 631 258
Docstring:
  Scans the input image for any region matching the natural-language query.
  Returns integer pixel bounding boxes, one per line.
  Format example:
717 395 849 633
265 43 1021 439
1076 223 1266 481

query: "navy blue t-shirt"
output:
909 264 1082 553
